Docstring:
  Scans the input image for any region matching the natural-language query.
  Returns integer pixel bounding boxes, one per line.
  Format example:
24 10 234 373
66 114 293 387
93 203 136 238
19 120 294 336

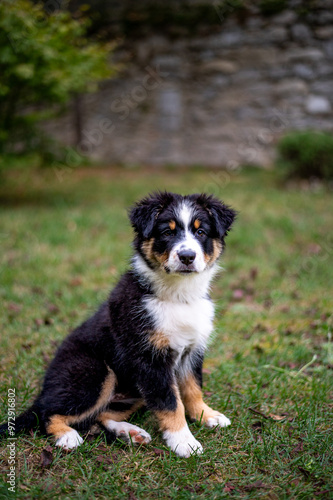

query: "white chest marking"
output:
144 295 214 353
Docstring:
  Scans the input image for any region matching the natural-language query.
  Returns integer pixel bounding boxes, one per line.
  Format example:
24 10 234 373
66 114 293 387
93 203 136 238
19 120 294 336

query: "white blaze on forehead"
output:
177 201 194 230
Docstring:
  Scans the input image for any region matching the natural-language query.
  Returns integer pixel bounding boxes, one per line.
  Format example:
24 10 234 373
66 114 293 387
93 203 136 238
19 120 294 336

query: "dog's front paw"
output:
163 426 203 458
206 412 231 428
55 429 83 450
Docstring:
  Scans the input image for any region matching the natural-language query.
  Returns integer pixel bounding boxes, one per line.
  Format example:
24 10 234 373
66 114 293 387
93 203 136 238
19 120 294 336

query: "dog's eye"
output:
162 229 174 237
196 229 206 237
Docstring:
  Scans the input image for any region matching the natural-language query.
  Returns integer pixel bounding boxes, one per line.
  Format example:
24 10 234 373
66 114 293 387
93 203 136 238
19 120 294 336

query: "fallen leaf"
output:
254 433 263 443
40 447 53 468
284 328 293 335
307 243 321 255
280 305 290 313
233 289 244 300
96 443 109 452
34 318 44 327
269 413 286 421
96 455 114 465
42 352 51 365
223 482 235 493
250 267 258 280
292 442 304 454
152 448 164 456
128 490 138 500
8 302 22 314
69 277 82 287
22 343 32 351
243 480 268 490
253 323 270 333
43 483 54 492
184 485 203 493
48 303 60 315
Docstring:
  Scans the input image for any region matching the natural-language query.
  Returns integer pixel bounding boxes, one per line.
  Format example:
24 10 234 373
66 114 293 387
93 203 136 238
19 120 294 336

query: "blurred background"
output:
1 0 333 174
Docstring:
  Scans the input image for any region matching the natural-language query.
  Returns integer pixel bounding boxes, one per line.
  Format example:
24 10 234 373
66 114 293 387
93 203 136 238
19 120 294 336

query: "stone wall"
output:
48 1 333 167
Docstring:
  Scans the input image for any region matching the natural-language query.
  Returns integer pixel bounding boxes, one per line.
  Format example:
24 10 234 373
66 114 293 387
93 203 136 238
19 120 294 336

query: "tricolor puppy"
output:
0 192 236 458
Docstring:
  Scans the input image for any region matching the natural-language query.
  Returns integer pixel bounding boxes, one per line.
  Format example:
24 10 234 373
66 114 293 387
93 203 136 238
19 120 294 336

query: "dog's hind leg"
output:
97 404 151 446
44 367 118 450
46 415 83 449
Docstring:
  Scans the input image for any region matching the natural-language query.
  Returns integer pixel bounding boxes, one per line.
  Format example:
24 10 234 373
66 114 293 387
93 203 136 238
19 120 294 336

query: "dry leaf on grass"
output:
40 446 53 468
152 448 165 456
268 413 287 421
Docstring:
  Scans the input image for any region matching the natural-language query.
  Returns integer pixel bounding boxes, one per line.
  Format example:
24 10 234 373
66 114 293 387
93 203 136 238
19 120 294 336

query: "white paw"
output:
104 420 152 445
163 425 203 458
206 412 231 428
55 429 83 449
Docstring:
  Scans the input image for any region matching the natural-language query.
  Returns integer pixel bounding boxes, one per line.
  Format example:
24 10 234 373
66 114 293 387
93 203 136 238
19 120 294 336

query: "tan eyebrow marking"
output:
169 220 176 230
194 219 201 230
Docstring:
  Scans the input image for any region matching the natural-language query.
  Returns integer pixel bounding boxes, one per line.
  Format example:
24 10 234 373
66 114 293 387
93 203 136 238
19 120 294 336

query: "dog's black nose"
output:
178 249 196 266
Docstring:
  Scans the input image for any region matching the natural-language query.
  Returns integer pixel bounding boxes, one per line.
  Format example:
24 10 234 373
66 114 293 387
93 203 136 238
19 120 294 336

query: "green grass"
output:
0 165 332 499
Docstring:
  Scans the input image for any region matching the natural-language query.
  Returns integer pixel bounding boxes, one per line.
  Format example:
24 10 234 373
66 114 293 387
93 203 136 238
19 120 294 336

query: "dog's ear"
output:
195 194 237 239
129 192 174 239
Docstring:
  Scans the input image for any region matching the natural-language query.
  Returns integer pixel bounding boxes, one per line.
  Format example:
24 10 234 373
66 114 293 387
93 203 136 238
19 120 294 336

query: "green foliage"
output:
277 130 333 180
0 0 115 155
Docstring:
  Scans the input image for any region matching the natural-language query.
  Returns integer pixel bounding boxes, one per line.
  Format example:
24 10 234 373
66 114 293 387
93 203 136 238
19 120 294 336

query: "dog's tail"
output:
0 401 41 438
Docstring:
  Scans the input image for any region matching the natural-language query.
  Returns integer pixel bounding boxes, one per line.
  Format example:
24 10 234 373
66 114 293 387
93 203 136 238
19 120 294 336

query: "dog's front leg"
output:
154 384 203 458
139 372 203 457
179 373 231 428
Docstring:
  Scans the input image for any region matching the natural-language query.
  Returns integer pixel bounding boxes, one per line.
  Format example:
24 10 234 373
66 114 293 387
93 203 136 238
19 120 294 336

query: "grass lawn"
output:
0 165 332 499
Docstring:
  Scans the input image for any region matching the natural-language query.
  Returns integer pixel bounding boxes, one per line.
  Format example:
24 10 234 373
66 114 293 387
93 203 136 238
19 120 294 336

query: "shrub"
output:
0 0 116 157
276 130 333 180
